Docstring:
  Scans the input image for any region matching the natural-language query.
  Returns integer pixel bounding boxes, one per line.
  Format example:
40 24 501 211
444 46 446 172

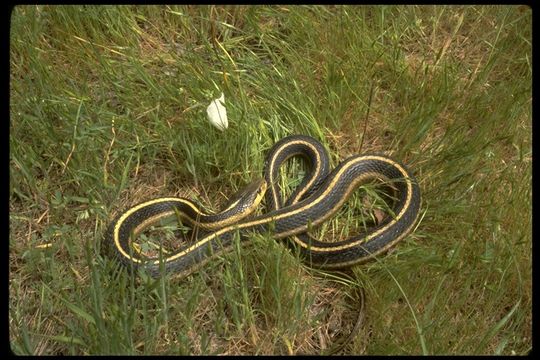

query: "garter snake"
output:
103 135 421 278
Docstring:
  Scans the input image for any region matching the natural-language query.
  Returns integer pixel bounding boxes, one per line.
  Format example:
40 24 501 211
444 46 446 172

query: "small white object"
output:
206 93 228 131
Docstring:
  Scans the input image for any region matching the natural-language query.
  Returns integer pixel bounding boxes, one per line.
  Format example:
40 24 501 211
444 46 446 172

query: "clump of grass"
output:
10 5 530 355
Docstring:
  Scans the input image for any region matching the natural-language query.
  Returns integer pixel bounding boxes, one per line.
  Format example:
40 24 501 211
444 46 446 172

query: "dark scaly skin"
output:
103 135 421 278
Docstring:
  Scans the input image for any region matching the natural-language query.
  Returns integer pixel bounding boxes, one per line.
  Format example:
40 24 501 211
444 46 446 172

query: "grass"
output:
9 5 531 355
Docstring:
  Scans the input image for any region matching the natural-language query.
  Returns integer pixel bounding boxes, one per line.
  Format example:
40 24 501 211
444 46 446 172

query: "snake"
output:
103 135 421 279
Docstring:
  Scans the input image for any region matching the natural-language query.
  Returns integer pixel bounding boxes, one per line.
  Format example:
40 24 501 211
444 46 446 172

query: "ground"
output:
9 5 531 355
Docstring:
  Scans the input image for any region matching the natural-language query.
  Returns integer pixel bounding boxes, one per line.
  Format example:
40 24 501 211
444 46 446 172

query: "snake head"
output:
238 178 267 211
221 178 267 215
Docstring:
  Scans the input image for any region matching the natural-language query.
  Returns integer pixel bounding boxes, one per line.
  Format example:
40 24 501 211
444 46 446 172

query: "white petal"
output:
206 93 228 131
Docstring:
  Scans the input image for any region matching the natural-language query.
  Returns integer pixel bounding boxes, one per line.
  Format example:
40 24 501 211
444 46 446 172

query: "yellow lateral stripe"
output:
267 139 322 208
108 125 420 274
118 155 414 265
315 208 421 268
284 170 412 251
114 182 268 263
